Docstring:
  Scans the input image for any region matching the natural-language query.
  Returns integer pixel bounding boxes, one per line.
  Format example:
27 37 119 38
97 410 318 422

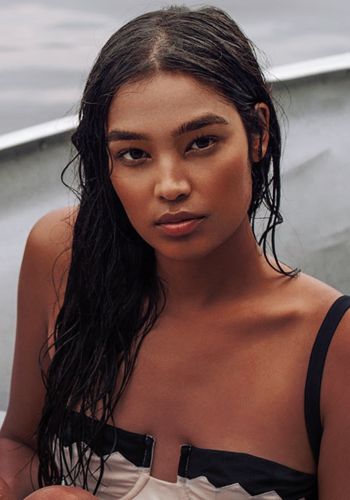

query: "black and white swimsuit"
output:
60 294 350 499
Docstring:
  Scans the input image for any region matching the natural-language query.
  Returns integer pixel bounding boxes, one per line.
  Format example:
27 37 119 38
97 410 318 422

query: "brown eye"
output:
117 148 149 163
189 136 218 151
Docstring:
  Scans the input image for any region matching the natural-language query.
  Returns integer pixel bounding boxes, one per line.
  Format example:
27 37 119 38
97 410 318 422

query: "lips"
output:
155 211 205 225
156 216 206 237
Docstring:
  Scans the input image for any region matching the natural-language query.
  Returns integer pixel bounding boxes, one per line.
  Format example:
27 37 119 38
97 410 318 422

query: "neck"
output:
155 217 279 315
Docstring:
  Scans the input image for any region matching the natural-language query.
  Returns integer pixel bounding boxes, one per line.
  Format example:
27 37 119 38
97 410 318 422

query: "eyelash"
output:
115 135 219 165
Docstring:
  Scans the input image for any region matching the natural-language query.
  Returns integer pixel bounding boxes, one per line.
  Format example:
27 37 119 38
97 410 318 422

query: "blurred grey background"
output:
1 0 350 135
0 0 349 411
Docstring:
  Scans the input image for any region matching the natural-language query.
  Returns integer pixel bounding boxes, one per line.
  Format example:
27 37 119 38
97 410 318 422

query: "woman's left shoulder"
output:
273 268 349 349
295 270 350 398
283 269 346 318
296 274 350 496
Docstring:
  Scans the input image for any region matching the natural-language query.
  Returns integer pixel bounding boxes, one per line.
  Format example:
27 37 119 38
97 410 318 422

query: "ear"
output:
251 102 270 163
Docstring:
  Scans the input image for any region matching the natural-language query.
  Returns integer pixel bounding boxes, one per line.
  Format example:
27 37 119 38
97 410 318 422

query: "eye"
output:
116 148 149 164
188 135 218 152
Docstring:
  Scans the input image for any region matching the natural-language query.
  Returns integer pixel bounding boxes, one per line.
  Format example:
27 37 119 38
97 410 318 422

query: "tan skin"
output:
0 71 350 499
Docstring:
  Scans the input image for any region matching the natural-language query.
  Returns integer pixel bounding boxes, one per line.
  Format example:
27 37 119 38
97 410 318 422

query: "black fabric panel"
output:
180 444 317 499
61 410 154 466
63 412 319 498
304 294 350 464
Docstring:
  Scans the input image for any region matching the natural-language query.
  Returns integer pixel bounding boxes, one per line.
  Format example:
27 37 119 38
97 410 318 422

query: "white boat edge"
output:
266 51 350 82
0 115 79 154
0 51 349 155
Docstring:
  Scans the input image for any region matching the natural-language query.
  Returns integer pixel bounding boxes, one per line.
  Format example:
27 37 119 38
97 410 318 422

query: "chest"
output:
112 309 314 469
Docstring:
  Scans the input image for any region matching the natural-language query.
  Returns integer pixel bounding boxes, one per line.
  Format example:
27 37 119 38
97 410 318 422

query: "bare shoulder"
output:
26 206 77 306
0 206 78 445
265 254 342 312
292 275 350 496
289 269 344 310
28 205 77 257
283 266 350 407
280 267 346 346
301 271 350 414
259 257 344 328
267 264 350 495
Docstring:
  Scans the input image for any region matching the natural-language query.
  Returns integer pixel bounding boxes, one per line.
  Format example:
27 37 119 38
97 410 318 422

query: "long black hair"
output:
37 5 300 493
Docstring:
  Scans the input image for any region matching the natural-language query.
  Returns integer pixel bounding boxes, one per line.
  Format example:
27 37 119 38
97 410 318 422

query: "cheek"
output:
110 173 149 229
210 154 252 225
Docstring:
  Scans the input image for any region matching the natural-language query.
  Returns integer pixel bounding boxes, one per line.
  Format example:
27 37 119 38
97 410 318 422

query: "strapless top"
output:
57 294 350 499
60 410 316 499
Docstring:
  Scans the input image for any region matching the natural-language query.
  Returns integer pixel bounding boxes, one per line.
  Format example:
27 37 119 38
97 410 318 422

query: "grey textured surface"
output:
274 70 350 288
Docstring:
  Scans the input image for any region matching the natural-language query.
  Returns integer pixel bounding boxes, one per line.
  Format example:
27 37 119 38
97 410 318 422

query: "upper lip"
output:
155 211 205 225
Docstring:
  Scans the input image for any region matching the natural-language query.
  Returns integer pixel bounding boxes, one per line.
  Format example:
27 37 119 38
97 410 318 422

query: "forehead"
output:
107 71 238 130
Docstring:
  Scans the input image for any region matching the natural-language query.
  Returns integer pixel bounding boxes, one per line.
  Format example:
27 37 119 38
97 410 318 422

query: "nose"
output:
153 159 191 201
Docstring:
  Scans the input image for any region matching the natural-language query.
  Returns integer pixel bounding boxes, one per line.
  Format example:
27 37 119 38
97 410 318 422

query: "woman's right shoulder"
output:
27 205 78 254
0 206 80 444
23 205 78 325
26 205 78 271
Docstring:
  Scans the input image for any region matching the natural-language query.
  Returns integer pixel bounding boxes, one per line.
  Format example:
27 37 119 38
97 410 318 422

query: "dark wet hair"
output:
36 5 300 492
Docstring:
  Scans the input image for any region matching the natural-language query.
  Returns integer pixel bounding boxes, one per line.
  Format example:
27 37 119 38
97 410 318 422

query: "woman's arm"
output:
0 208 74 499
317 307 350 499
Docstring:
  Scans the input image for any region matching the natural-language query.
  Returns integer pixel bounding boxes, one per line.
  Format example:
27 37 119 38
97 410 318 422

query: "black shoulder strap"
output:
304 294 350 465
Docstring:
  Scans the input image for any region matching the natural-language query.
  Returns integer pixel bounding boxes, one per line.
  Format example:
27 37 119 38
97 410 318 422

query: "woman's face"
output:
107 71 268 261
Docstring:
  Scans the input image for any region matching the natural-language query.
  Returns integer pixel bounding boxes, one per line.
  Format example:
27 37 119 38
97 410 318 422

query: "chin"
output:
154 241 218 262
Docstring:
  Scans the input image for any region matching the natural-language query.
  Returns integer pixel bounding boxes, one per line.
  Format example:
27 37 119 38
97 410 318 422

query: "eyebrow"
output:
106 113 229 143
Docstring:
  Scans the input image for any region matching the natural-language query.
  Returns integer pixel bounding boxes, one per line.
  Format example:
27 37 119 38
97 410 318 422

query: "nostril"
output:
160 192 189 202
155 182 191 201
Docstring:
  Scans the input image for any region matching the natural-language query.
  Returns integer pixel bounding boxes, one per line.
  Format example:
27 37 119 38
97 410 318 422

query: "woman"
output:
1 5 350 499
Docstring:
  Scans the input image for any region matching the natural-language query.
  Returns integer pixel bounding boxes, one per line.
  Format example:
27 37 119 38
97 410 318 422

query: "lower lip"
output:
156 217 206 236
